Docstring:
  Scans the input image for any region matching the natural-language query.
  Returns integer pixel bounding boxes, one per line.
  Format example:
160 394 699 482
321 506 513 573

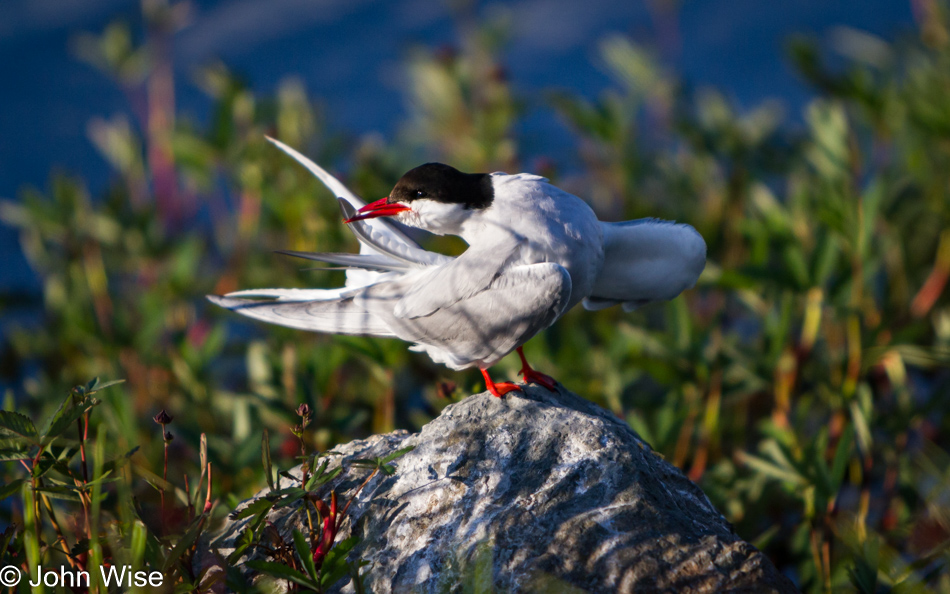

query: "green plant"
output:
0 378 216 591
224 431 412 593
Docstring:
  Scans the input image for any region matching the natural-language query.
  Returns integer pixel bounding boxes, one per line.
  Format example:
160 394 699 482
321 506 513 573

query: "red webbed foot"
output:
516 346 557 391
520 368 557 391
488 381 521 398
480 368 522 399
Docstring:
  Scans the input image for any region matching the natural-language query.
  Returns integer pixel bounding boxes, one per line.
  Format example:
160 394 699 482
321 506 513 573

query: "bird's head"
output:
345 163 493 236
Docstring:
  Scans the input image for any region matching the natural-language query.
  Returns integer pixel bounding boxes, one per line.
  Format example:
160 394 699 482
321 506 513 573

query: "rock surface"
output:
203 385 797 593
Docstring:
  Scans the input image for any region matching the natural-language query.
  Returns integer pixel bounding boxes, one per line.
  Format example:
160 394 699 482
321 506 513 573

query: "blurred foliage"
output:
2 0 950 591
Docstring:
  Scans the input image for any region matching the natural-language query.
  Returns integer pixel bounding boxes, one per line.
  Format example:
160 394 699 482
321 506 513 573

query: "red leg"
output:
517 347 557 391
480 368 521 398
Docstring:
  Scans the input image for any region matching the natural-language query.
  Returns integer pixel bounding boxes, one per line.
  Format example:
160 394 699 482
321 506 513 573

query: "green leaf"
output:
348 559 369 594
292 529 318 581
320 535 360 589
245 560 318 590
760 440 803 476
227 527 256 565
380 445 415 464
311 466 343 487
0 449 30 461
0 411 38 443
741 452 807 486
42 398 95 446
87 379 125 395
80 470 118 490
40 394 77 439
329 533 359 558
35 486 83 502
162 514 207 573
830 425 854 492
70 538 90 558
781 243 810 289
0 527 14 563
274 488 309 508
173 580 198 593
849 399 873 457
101 446 140 474
233 498 274 520
32 455 62 479
305 458 329 491
262 429 274 492
350 459 378 468
812 445 834 499
0 479 26 501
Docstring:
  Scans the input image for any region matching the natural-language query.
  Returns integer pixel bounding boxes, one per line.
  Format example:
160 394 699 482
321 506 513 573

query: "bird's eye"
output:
415 190 427 198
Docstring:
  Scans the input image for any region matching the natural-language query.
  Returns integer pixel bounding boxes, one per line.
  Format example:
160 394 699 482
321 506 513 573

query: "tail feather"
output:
584 219 706 311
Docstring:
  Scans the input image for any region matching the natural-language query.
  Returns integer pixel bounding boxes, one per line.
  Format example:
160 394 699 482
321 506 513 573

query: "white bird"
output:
208 138 706 397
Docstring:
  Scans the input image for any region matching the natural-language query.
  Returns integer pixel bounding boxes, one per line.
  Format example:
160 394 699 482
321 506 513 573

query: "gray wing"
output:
275 249 414 273
394 233 524 319
583 219 706 312
206 293 395 337
361 262 572 370
207 261 571 369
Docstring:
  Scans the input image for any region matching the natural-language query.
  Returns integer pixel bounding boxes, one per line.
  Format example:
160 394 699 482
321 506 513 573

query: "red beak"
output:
344 197 410 223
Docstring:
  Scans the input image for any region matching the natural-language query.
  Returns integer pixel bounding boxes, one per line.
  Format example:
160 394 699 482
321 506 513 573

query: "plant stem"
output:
39 492 79 570
77 412 92 539
341 467 379 519
77 413 90 484
163 439 169 507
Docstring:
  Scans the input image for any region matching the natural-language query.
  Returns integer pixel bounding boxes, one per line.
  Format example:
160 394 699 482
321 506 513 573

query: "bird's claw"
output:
488 381 522 398
520 368 557 391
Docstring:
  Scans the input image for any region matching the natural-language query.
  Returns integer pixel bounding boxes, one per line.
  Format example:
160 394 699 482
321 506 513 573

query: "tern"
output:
208 139 706 397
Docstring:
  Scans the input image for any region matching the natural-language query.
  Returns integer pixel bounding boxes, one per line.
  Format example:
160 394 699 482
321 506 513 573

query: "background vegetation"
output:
2 1 949 591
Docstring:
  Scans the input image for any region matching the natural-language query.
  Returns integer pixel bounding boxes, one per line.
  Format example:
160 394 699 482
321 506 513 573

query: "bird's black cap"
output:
390 163 494 209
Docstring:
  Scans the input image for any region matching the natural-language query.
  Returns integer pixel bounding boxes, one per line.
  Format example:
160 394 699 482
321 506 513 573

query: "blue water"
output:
0 0 916 295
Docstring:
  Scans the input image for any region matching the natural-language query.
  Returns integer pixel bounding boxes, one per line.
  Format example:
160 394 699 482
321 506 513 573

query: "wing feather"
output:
393 233 524 319
337 200 453 268
266 136 434 288
360 262 572 370
207 294 394 336
265 136 419 247
275 249 413 272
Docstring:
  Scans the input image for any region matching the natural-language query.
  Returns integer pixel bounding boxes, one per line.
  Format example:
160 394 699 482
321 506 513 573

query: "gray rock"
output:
203 385 797 593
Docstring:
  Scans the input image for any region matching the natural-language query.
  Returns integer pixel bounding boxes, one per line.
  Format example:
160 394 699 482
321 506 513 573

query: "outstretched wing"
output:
275 249 415 273
210 138 458 329
361 262 572 370
583 219 706 312
207 294 395 336
336 200 452 269
208 260 572 370
265 137 446 287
